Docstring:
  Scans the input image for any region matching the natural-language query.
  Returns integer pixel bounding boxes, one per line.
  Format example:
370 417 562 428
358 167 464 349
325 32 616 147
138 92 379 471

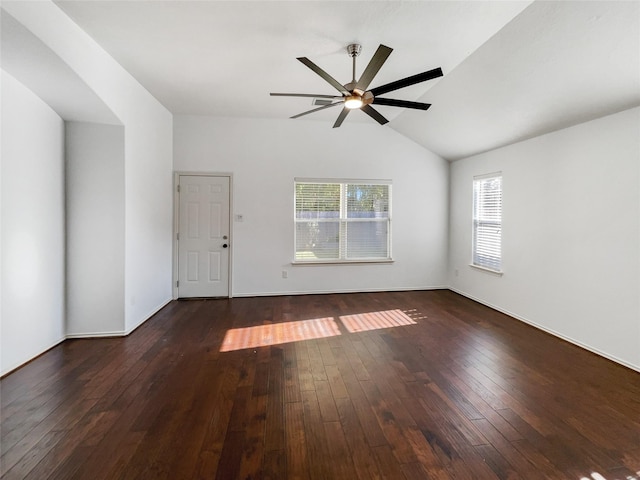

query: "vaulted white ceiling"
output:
393 1 640 159
6 1 640 160
1 9 120 125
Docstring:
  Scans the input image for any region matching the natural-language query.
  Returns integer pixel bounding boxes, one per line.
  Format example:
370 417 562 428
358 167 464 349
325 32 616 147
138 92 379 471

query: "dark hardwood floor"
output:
1 290 639 479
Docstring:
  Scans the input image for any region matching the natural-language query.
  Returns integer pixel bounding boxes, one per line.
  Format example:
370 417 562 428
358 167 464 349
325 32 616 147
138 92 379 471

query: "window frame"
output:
471 172 503 274
293 178 393 265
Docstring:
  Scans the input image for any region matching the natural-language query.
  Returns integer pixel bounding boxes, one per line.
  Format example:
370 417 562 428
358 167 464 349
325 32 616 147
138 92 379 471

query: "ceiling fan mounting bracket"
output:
347 44 362 57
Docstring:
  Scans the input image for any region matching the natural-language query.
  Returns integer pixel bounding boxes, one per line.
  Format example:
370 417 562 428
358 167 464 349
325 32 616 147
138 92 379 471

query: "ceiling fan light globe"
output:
344 96 363 109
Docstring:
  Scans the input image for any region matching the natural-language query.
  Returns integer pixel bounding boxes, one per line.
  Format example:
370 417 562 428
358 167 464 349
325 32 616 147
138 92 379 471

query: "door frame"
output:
173 171 234 299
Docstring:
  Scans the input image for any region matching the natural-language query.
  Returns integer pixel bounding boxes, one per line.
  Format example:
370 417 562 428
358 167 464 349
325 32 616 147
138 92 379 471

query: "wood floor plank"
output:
295 341 315 392
439 366 523 442
262 448 287 479
313 379 339 423
214 430 245 480
509 437 567 478
1 430 66 480
265 346 285 453
471 417 543 476
359 379 418 464
371 444 407 480
192 358 243 479
400 461 444 480
334 396 384 480
1 290 638 479
400 391 496 478
283 343 302 404
306 341 328 382
162 361 235 478
237 392 267 480
474 443 522 480
338 367 388 449
401 425 448 474
300 390 332 480
339 335 372 381
324 364 349 400
323 421 358 478
316 338 336 367
284 401 309 480
1 392 98 475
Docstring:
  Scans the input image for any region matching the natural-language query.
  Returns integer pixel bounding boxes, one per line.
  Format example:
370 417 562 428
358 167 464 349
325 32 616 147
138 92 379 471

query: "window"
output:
294 179 391 263
472 173 502 272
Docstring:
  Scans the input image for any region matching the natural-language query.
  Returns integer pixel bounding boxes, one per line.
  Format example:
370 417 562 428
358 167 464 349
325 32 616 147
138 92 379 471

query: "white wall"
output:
1 71 65 375
174 116 449 296
4 0 174 335
449 107 640 371
65 121 125 336
124 120 173 333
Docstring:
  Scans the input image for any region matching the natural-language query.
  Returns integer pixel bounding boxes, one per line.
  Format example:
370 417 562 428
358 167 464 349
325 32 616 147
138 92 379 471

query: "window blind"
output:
472 174 502 271
295 181 391 262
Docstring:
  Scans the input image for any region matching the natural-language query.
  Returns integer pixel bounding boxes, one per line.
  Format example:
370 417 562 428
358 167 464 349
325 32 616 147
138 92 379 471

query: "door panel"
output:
208 252 221 280
178 175 230 297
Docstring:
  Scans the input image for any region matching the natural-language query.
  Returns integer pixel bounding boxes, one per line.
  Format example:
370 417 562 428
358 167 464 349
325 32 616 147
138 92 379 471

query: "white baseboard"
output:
448 286 640 374
0 336 66 377
8 289 636 377
231 285 449 298
65 297 173 339
124 297 173 336
65 330 126 339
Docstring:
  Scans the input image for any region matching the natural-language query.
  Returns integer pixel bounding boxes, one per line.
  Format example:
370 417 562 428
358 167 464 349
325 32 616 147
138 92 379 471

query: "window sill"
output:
292 259 394 266
469 264 503 276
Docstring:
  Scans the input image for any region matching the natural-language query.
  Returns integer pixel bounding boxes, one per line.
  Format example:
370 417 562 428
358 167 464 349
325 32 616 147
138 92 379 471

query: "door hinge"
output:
176 232 179 240
177 184 181 192
176 280 179 288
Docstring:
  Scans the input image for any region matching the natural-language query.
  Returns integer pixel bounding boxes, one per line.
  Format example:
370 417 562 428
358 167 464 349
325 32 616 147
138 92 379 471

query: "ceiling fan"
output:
270 43 443 128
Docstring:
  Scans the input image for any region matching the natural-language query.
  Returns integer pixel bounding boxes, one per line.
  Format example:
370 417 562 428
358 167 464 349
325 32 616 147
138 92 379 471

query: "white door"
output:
177 175 230 298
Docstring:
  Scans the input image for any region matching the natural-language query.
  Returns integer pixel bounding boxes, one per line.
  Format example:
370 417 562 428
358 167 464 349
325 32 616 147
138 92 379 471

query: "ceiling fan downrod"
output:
347 43 362 84
344 44 364 108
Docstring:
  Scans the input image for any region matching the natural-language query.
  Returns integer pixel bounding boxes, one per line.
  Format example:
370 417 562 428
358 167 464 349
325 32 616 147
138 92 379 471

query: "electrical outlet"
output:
282 270 288 279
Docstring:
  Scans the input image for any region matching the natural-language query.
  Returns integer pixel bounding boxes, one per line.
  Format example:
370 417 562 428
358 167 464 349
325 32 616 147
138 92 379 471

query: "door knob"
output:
223 244 228 248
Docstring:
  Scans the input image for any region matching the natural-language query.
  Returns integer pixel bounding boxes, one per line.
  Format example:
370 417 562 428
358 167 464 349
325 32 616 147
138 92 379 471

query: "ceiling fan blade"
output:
291 102 343 119
372 97 432 110
361 105 389 125
332 108 350 128
297 57 350 95
271 93 343 99
369 67 443 97
355 44 393 92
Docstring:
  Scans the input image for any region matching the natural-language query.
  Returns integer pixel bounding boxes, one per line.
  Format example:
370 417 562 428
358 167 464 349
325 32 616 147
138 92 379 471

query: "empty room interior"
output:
1 0 639 479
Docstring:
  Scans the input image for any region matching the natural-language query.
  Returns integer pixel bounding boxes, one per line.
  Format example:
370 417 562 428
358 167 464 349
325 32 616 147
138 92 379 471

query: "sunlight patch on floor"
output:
220 317 340 352
220 308 425 352
339 309 417 333
579 472 639 480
